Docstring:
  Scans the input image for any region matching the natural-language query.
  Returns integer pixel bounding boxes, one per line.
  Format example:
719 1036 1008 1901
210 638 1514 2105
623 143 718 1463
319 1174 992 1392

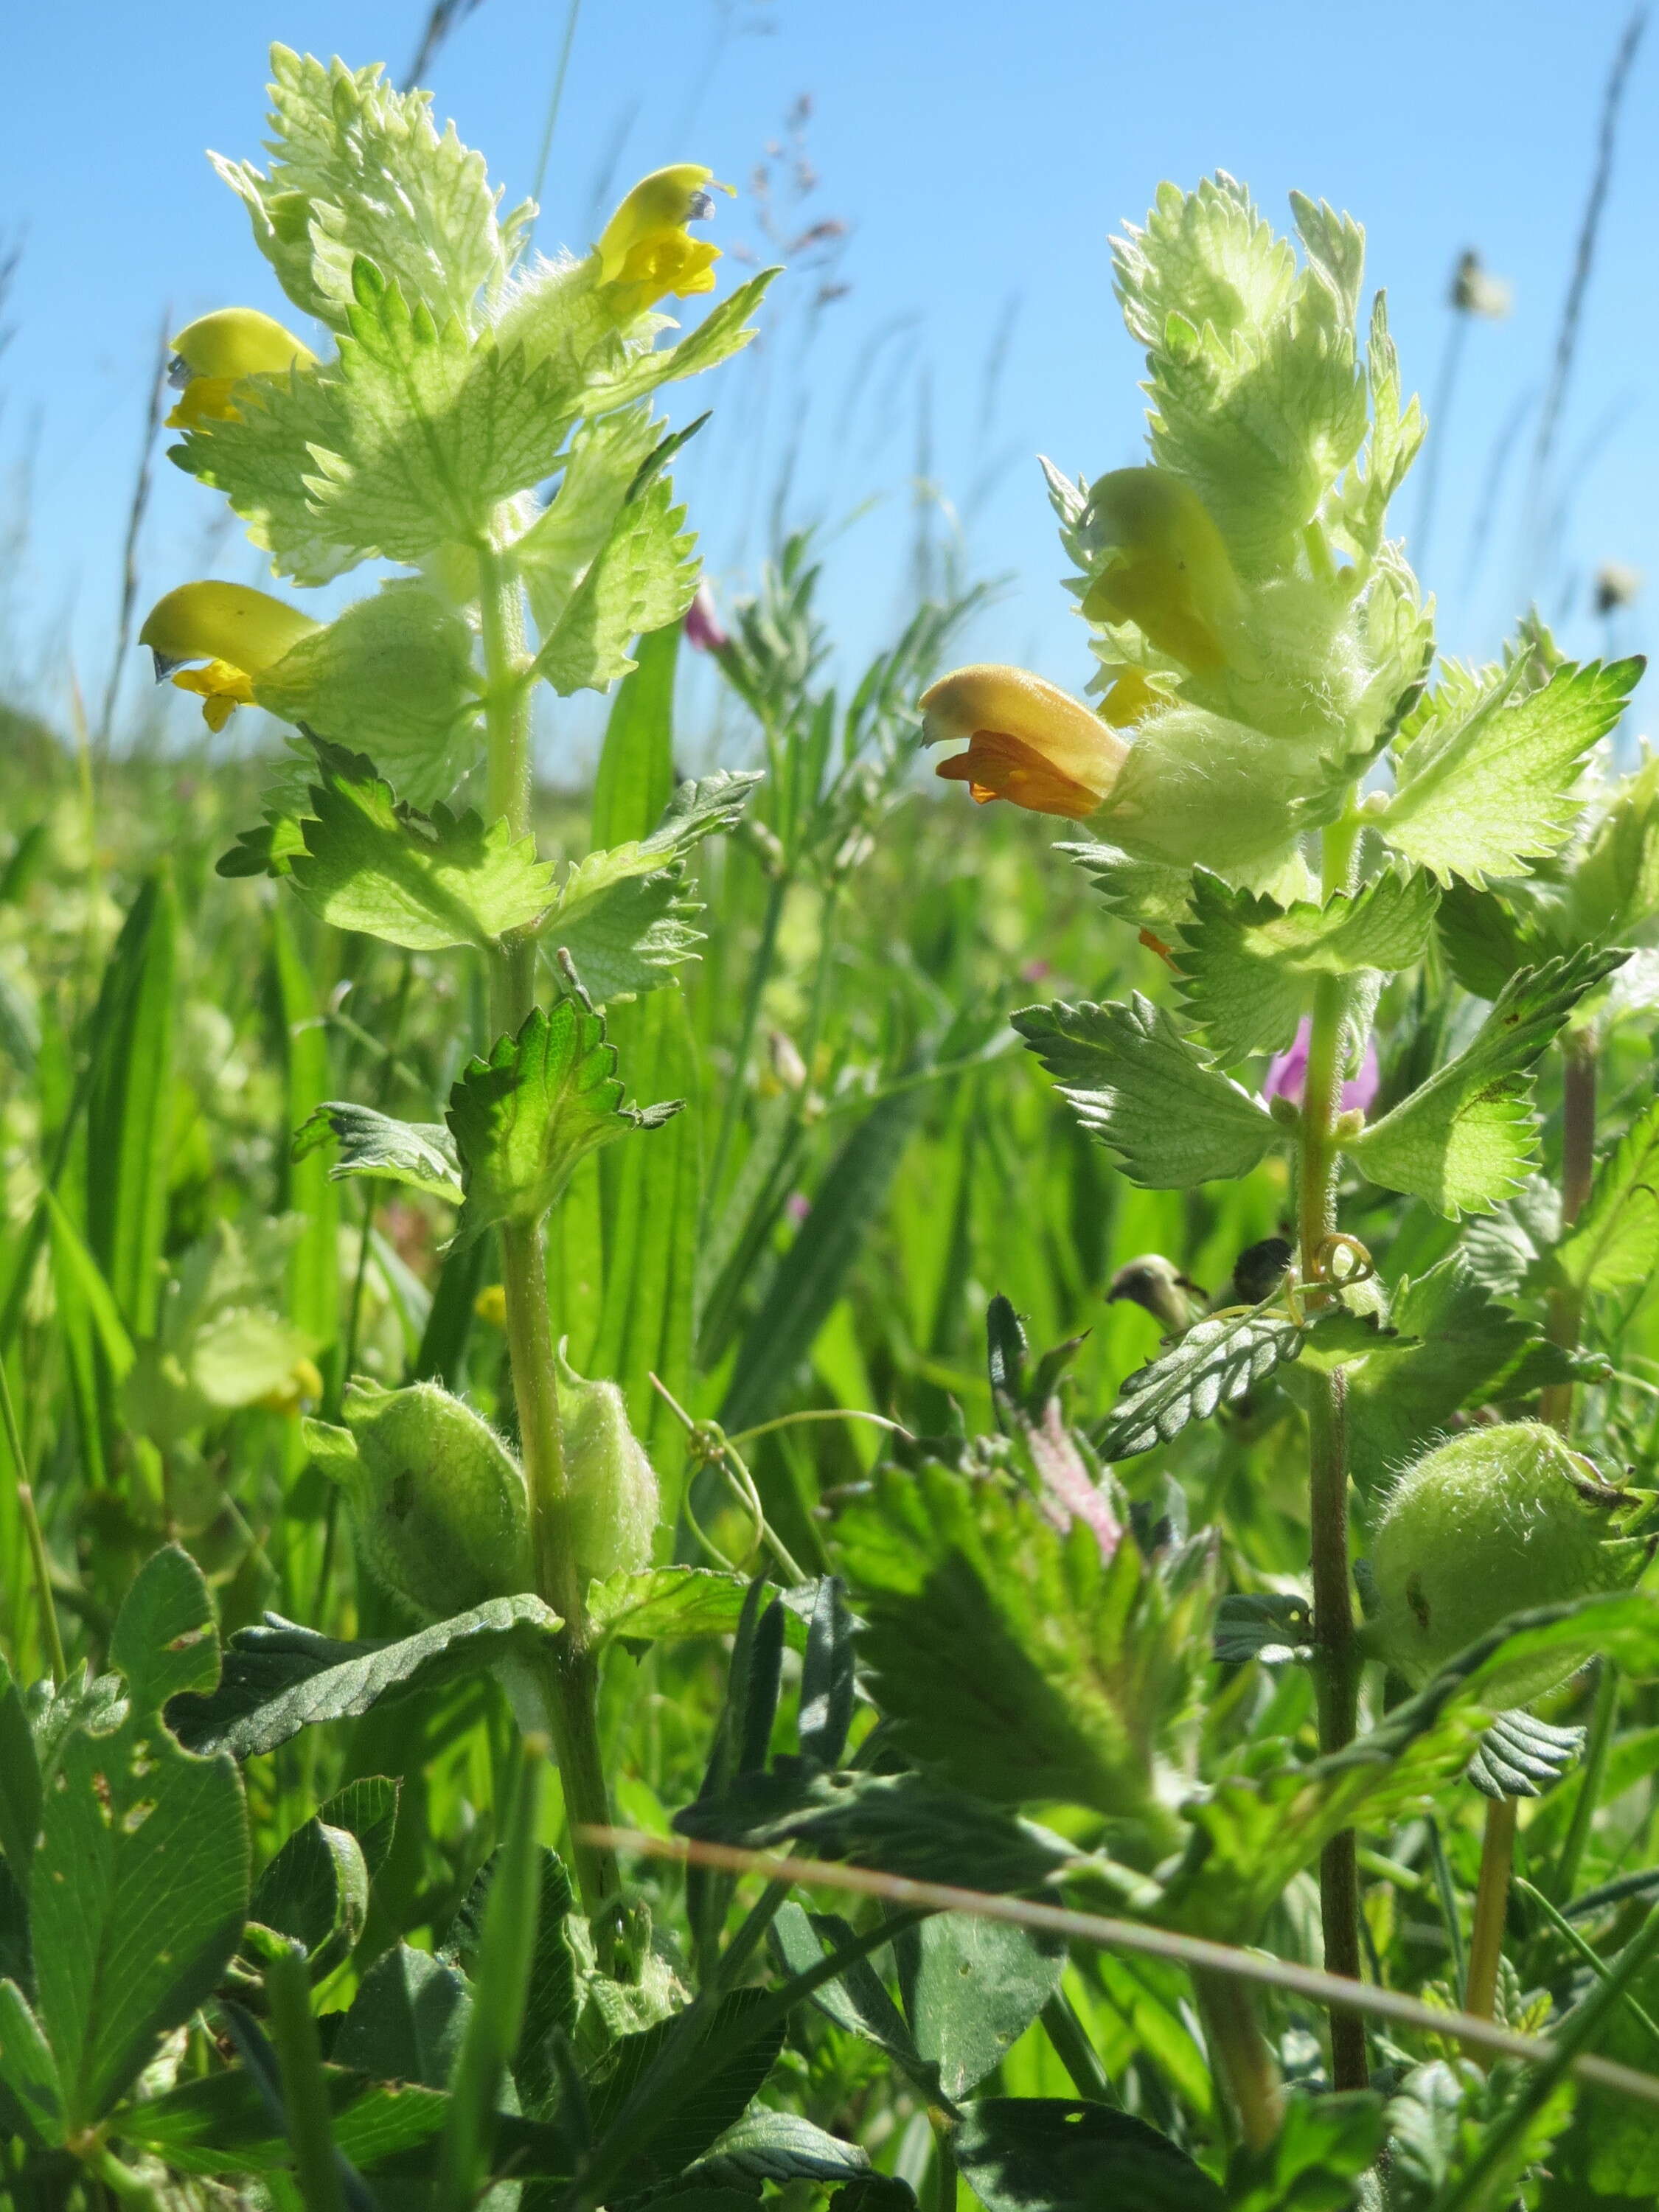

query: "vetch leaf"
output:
248 1815 369 1975
447 998 683 1242
1381 655 1643 886
1175 865 1438 1062
897 1916 1065 2101
1467 1709 1584 1801
585 1986 787 2187
1347 945 1628 1215
1097 1309 1304 1460
1012 994 1277 1186
953 2098 1225 2212
1557 1094 1659 1293
293 1101 465 1205
285 742 553 952
167 1594 562 1759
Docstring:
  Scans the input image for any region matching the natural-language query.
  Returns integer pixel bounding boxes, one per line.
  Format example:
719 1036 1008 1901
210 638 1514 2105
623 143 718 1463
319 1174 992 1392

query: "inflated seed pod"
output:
304 1380 532 1621
557 1349 660 1580
1368 1421 1647 1706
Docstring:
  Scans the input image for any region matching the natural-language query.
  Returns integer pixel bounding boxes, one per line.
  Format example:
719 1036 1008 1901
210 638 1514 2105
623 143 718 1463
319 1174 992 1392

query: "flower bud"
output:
165 307 316 429
139 581 319 732
597 165 731 310
922 664 1130 820
304 1380 532 1621
1369 1422 1649 1705
557 1350 659 1580
1078 467 1245 673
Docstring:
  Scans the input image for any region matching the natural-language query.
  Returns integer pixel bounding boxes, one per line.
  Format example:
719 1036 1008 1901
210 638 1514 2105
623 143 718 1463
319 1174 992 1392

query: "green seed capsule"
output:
1369 1421 1646 1705
305 1380 532 1621
557 1351 659 1580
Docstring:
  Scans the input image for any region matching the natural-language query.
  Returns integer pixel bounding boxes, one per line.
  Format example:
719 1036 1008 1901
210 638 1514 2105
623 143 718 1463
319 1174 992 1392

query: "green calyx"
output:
556 1348 660 1579
304 1379 532 1620
1367 1420 1653 1705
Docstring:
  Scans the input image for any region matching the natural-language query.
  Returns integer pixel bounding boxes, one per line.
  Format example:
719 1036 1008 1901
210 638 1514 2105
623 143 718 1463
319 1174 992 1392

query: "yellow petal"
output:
1081 467 1243 673
921 664 1128 819
169 307 316 381
139 582 319 684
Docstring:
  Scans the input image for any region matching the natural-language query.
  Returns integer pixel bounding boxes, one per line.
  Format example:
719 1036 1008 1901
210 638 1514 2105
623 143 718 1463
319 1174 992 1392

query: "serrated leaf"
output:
170 366 361 586
1059 839 1195 939
1175 865 1438 1061
1381 656 1643 886
546 771 759 1001
1466 1709 1584 1801
689 2107 874 2190
579 271 779 417
518 404 662 638
1557 1095 1659 1293
530 473 700 695
1012 994 1277 1186
447 998 683 1241
256 591 481 807
212 46 508 330
293 1101 465 1204
166 1594 562 1759
285 742 552 951
587 1567 767 1646
1347 945 1627 1215
30 1548 249 2131
1213 1592 1314 1665
1097 1310 1303 1459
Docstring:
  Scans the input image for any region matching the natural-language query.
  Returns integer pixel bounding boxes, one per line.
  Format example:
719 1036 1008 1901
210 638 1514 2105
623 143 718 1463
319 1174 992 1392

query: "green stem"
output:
1040 1989 1118 2104
707 866 790 1207
1195 1966 1282 2152
265 1942 348 2212
1554 1656 1619 1908
1300 810 1366 2092
1464 1797 1516 2029
478 536 619 1933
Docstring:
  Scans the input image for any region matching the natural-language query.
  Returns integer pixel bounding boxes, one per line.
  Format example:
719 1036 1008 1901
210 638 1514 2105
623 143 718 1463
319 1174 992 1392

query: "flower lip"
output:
922 662 1130 821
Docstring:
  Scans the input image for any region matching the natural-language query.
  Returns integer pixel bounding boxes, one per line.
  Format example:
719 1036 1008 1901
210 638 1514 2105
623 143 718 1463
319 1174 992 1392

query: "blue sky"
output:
2 0 1657 749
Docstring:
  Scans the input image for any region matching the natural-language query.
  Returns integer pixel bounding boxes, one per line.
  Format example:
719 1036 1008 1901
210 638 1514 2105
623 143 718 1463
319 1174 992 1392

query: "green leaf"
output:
1345 1253 1569 1489
518 406 663 640
580 271 779 418
1465 1709 1583 1800
1060 839 1195 942
587 1567 758 1646
334 1943 472 2088
549 769 759 1004
897 1916 1065 2101
1213 1592 1314 1665
256 591 482 810
1175 866 1438 1062
1338 290 1425 557
690 2107 875 2190
1557 1095 1659 1293
591 616 680 846
1571 748 1659 942
834 1465 1207 1846
212 46 511 329
30 1548 249 2130
248 1815 369 1975
1348 946 1628 1215
768 1905 930 2077
86 872 176 1339
953 2098 1225 2212
294 1101 465 1205
167 1593 562 1760
170 367 362 586
1225 2090 1388 2212
448 1844 577 2119
1381 656 1643 886
677 1766 1079 1894
1012 995 1277 1187
284 742 552 952
1096 1309 1304 1460
118 2065 451 2176
530 473 700 695
0 1980 61 2148
585 1987 787 2188
447 998 683 1242
0 1659 39 1886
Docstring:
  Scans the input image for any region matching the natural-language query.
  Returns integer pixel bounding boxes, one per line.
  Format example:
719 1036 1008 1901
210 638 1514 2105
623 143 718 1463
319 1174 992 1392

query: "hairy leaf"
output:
1012 995 1277 1186
531 474 700 695
293 1101 465 1204
167 1595 562 1760
1097 1310 1304 1459
1382 655 1642 886
285 743 552 952
1557 1094 1659 1293
1347 946 1627 1214
1175 865 1438 1062
447 998 683 1241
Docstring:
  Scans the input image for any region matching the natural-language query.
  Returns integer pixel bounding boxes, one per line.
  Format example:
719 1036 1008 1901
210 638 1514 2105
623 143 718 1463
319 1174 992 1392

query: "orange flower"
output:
922 664 1136 820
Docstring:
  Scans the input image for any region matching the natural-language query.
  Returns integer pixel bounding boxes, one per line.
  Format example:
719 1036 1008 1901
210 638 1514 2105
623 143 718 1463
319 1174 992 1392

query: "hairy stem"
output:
478 537 619 1932
1300 811 1367 2091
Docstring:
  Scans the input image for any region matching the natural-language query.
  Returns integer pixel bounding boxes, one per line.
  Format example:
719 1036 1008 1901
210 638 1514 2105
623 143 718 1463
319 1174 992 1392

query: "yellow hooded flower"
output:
597 165 733 307
922 665 1133 820
165 307 316 430
139 582 320 732
1080 467 1244 674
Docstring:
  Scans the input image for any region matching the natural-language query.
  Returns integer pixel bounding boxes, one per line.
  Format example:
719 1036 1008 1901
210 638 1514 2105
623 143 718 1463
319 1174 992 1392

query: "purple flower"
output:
1265 1019 1380 1115
684 580 728 653
785 1191 812 1226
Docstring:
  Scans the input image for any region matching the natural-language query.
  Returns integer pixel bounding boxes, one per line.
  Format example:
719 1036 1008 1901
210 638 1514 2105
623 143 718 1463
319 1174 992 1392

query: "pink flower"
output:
684 580 728 653
785 1192 812 1225
1265 1020 1380 1115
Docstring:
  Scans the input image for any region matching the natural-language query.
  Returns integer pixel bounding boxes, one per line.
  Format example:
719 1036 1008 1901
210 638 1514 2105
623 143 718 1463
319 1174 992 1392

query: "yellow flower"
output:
255 1356 325 1416
922 664 1133 820
139 582 319 732
165 307 316 430
597 165 733 307
1080 467 1243 674
474 1284 508 1328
